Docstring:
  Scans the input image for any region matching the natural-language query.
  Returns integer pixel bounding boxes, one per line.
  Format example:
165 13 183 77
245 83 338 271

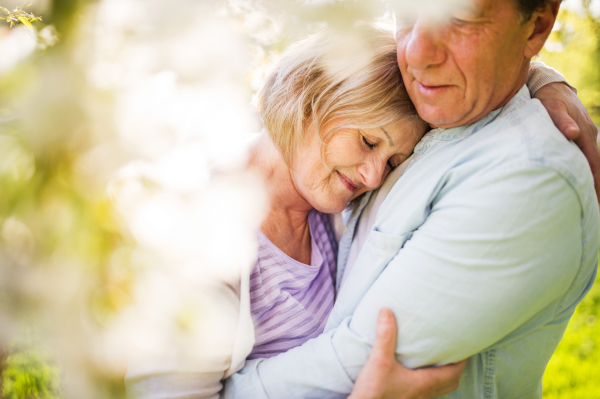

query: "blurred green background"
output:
0 0 599 398
538 4 600 398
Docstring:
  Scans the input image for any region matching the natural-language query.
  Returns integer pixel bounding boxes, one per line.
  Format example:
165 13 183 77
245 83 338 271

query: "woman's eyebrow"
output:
381 128 394 146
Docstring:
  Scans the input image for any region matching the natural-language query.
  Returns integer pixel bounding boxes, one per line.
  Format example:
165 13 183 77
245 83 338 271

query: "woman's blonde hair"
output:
256 21 424 163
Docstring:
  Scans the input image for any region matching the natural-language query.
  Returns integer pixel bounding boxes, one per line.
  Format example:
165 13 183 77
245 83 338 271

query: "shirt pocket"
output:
330 230 412 325
367 229 412 252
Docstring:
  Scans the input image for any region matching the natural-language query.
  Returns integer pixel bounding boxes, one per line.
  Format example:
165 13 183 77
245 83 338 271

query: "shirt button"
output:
342 225 348 233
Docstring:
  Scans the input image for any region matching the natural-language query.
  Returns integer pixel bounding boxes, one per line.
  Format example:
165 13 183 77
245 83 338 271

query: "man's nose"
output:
404 18 446 71
358 159 386 189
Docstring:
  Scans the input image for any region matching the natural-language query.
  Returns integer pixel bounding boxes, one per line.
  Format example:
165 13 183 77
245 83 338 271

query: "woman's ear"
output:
524 1 560 59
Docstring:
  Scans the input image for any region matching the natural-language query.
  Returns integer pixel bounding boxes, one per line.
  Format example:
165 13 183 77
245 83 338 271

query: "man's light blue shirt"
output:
223 86 600 398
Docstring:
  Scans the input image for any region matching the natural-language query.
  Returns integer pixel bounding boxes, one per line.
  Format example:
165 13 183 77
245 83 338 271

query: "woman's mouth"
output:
337 171 358 192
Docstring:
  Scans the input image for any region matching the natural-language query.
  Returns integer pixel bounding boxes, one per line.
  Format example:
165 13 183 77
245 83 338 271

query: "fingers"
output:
574 133 600 202
569 99 600 201
371 308 398 363
440 359 468 377
419 360 466 384
352 309 467 399
536 83 600 204
546 100 581 140
348 309 400 399
534 83 582 140
417 359 468 397
573 117 600 202
553 109 580 140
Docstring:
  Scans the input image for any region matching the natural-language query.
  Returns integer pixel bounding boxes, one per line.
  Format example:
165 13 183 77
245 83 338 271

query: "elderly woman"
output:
246 23 427 360
126 21 581 399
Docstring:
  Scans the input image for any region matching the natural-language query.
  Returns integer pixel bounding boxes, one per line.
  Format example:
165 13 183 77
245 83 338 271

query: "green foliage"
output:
540 7 600 395
0 2 598 398
543 270 600 398
0 1 131 397
539 7 600 125
1 348 62 399
0 4 42 31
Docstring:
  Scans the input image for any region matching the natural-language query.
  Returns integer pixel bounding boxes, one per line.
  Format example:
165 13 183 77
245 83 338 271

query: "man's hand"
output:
349 309 467 399
534 82 600 202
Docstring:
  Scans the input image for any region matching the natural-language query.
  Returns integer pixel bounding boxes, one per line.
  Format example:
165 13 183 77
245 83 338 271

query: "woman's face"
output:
291 119 427 213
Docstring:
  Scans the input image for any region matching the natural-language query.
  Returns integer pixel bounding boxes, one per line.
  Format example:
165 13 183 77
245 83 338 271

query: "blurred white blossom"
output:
0 26 37 74
80 0 270 378
1 0 464 397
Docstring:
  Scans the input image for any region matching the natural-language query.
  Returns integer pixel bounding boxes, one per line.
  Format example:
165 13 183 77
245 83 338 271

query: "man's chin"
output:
411 100 472 129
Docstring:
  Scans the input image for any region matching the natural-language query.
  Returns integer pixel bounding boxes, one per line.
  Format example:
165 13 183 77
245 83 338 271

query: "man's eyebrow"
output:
381 127 394 146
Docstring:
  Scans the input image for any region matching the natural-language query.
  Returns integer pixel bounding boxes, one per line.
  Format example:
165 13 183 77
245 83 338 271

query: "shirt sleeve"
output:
527 60 577 96
222 166 583 399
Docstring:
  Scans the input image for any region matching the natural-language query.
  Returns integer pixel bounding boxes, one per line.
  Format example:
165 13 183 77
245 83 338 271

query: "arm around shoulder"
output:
527 60 576 96
222 164 588 399
346 165 585 368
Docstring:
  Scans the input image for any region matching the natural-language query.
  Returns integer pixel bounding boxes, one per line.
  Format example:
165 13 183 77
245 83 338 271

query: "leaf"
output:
0 6 9 15
17 15 33 31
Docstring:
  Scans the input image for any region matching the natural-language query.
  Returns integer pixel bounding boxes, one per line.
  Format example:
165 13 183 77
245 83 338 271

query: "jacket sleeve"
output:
527 60 576 96
126 264 254 399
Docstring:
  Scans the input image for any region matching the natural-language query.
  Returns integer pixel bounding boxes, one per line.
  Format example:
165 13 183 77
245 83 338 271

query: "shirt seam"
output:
483 349 497 399
549 173 588 315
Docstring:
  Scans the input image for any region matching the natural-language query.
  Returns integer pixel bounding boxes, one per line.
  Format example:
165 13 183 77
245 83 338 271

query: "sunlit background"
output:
0 0 598 398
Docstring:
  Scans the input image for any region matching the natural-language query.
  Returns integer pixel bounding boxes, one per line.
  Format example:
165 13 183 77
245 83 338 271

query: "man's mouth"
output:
337 171 358 192
416 82 453 97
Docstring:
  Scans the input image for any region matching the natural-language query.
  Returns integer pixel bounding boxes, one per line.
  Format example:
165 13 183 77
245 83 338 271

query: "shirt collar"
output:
421 85 530 143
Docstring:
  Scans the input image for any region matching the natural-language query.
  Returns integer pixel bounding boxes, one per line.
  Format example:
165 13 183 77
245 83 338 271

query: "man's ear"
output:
524 1 560 58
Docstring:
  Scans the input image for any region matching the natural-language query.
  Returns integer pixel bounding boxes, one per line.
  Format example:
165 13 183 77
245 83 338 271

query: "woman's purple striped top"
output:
247 209 338 359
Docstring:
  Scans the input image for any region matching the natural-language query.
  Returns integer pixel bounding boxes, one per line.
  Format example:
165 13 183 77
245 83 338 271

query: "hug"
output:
127 0 600 397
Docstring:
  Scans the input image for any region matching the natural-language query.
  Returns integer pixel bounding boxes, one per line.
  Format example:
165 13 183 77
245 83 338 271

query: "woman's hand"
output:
349 309 467 399
534 82 600 202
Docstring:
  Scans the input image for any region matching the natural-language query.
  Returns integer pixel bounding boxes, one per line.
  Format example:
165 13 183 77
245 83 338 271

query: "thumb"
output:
371 308 398 361
548 104 580 140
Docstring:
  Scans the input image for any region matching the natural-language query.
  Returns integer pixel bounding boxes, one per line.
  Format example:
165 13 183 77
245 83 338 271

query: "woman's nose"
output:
357 159 386 189
404 17 446 71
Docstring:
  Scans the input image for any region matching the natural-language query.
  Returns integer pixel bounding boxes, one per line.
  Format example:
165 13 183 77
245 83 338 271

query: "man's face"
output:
397 0 534 128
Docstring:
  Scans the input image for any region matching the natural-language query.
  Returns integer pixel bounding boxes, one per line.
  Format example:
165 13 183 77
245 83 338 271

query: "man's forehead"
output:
454 0 487 16
458 0 514 16
394 0 513 21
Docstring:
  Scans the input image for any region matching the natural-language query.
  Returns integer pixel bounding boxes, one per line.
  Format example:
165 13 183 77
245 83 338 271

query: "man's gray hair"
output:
515 0 562 22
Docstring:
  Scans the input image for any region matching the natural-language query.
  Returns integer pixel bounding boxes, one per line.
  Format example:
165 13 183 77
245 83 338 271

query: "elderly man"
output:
223 0 600 397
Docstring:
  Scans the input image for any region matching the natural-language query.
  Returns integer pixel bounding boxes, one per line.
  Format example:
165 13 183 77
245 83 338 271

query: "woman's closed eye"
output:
362 134 399 169
362 135 376 149
387 154 407 170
